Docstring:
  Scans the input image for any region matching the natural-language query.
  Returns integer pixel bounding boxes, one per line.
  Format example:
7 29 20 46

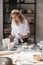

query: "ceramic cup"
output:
2 38 10 48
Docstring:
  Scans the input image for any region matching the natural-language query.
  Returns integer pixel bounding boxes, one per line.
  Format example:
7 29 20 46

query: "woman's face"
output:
12 14 20 22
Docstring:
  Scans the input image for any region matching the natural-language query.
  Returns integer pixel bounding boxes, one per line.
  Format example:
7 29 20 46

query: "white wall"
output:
0 0 3 42
36 0 43 42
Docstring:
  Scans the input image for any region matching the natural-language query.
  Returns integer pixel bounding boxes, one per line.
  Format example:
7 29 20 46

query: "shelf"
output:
4 22 11 24
4 28 11 30
4 21 34 25
4 28 11 32
3 7 36 14
4 22 34 25
3 12 36 15
3 2 36 4
22 13 36 14
4 32 34 35
4 32 11 34
29 23 34 24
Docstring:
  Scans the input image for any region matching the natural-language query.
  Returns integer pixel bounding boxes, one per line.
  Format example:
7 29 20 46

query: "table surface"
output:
0 49 43 65
0 42 43 65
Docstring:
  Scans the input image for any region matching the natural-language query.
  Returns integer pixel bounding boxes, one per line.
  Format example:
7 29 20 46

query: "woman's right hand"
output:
9 35 14 39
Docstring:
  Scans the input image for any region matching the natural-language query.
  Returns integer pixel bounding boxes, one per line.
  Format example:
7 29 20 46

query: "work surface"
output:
0 49 43 65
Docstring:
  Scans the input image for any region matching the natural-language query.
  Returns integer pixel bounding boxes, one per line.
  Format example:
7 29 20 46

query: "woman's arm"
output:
9 22 15 39
23 32 30 38
18 33 30 39
18 20 30 39
9 34 15 39
22 19 30 39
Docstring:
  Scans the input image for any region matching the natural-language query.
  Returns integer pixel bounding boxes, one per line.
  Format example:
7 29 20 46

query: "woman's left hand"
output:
18 35 24 39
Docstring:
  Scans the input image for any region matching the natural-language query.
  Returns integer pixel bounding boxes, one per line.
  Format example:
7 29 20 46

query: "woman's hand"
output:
9 34 14 39
18 33 30 39
18 35 24 39
17 34 24 39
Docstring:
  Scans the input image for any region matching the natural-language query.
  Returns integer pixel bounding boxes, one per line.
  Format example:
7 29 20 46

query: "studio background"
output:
0 0 43 42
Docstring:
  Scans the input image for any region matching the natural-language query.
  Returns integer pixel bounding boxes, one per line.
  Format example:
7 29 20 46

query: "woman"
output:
9 9 30 44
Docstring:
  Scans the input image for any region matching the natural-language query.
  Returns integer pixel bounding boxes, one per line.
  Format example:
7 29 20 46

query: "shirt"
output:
11 19 30 37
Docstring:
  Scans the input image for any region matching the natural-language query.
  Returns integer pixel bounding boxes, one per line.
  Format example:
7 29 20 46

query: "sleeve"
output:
25 19 30 34
11 22 15 35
